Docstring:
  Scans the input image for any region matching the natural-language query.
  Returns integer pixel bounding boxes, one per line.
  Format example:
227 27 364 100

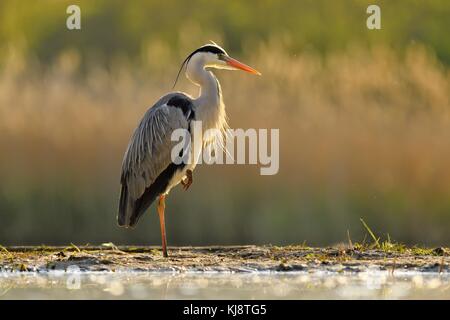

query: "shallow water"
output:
1 271 449 299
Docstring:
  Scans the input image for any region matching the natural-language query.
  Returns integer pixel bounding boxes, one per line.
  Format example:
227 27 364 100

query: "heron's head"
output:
174 43 261 87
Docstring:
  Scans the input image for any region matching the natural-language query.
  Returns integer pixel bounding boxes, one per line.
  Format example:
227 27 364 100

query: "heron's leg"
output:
157 195 168 258
181 169 193 191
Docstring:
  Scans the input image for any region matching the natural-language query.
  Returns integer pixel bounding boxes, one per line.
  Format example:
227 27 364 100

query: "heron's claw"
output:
181 170 193 191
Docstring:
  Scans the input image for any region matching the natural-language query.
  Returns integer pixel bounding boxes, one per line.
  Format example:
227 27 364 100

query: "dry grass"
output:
1 43 450 245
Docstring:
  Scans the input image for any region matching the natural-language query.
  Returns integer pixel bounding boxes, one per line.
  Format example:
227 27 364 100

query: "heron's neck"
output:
187 61 222 109
187 63 228 143
186 60 228 143
198 71 221 108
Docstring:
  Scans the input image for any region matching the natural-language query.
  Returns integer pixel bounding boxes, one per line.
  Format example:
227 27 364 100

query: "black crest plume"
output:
172 43 227 89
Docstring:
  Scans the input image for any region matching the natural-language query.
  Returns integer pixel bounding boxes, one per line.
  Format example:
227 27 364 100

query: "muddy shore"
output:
1 245 448 273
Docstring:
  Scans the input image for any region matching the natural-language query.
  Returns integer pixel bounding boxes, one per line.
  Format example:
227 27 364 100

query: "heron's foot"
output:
181 170 193 191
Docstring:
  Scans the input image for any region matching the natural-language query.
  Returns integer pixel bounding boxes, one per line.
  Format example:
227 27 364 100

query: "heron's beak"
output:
224 56 261 75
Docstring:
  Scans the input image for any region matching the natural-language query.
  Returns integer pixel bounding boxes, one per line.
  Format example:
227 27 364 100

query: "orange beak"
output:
224 56 261 75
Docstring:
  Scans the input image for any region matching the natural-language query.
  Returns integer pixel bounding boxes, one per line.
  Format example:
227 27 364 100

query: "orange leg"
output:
157 195 168 258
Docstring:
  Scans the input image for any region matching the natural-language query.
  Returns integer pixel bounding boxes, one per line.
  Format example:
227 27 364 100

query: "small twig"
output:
101 242 128 255
361 234 368 248
347 229 353 250
0 245 10 254
0 245 13 260
70 243 81 252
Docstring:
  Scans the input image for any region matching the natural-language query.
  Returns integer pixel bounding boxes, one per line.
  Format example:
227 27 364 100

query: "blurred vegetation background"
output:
1 0 450 246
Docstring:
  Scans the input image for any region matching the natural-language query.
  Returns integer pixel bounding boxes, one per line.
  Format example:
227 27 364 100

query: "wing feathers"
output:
118 93 192 227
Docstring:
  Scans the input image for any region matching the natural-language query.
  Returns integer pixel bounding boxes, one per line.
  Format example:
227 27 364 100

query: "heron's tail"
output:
117 183 130 227
118 182 159 228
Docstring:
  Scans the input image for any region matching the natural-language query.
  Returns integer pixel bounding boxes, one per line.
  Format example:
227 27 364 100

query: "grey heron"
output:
118 43 260 257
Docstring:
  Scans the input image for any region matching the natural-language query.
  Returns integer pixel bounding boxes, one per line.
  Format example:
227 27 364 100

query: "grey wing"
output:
118 93 191 227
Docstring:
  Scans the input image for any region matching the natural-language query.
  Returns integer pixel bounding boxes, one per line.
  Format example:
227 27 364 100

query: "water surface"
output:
1 271 449 299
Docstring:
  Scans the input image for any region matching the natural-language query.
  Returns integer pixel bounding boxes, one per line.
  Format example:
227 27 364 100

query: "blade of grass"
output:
360 218 380 248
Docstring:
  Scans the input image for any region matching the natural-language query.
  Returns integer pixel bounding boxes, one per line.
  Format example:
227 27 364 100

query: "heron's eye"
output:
217 53 225 60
